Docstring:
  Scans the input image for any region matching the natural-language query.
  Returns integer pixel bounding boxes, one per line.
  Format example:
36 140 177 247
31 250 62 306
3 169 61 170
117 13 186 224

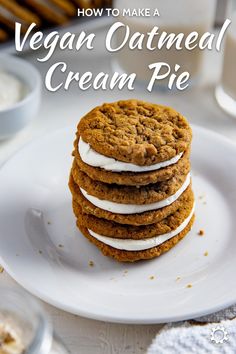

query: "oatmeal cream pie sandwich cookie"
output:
69 99 195 262
74 99 192 185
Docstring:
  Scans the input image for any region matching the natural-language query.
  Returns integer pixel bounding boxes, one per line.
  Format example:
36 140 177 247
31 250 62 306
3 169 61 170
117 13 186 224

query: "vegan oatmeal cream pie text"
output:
69 99 195 262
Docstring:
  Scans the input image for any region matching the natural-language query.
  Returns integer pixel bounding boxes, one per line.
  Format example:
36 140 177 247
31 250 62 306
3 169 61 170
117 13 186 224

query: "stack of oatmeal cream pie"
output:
69 99 195 262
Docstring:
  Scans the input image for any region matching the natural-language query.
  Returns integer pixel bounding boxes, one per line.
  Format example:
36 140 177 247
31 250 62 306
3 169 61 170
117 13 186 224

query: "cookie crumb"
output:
89 260 94 267
149 276 155 280
176 276 181 281
38 250 43 255
198 229 205 236
0 266 4 273
124 270 128 274
186 284 192 288
47 221 51 225
204 251 209 257
58 244 64 248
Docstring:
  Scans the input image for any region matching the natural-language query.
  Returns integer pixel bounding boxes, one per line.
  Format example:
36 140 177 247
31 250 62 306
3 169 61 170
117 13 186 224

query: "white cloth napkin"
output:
147 305 236 354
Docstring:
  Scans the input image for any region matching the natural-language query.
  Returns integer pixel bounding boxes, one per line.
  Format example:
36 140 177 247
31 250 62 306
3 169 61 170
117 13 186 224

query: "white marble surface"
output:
0 25 236 353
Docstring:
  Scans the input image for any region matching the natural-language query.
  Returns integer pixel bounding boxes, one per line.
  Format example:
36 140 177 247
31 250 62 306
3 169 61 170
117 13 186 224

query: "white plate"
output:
0 125 236 324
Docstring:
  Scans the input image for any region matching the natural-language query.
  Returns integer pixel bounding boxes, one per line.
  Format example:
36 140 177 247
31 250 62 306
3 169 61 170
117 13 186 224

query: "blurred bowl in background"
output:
0 55 41 140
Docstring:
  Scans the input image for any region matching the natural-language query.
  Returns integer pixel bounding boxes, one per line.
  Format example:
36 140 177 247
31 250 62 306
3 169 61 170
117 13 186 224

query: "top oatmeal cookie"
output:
77 99 192 166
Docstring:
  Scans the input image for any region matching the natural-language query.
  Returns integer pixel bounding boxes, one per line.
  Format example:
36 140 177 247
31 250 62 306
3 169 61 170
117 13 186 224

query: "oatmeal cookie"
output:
71 160 190 204
73 137 191 186
77 99 192 166
73 189 194 239
77 215 195 262
69 173 193 226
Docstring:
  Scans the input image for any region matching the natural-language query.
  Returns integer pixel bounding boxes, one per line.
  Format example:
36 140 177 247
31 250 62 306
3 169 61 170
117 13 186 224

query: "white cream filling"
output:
80 173 191 215
78 138 183 172
89 203 195 251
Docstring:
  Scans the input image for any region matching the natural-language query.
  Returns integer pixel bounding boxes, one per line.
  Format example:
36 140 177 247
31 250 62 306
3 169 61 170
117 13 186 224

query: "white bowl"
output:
0 55 41 139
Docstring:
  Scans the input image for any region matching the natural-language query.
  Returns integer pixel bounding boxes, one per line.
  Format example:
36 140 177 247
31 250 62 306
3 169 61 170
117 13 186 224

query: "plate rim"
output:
1 255 236 324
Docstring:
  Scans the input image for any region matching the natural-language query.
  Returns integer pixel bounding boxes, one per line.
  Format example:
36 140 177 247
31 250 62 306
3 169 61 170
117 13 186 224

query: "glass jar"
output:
0 287 69 354
215 11 236 117
113 0 216 89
